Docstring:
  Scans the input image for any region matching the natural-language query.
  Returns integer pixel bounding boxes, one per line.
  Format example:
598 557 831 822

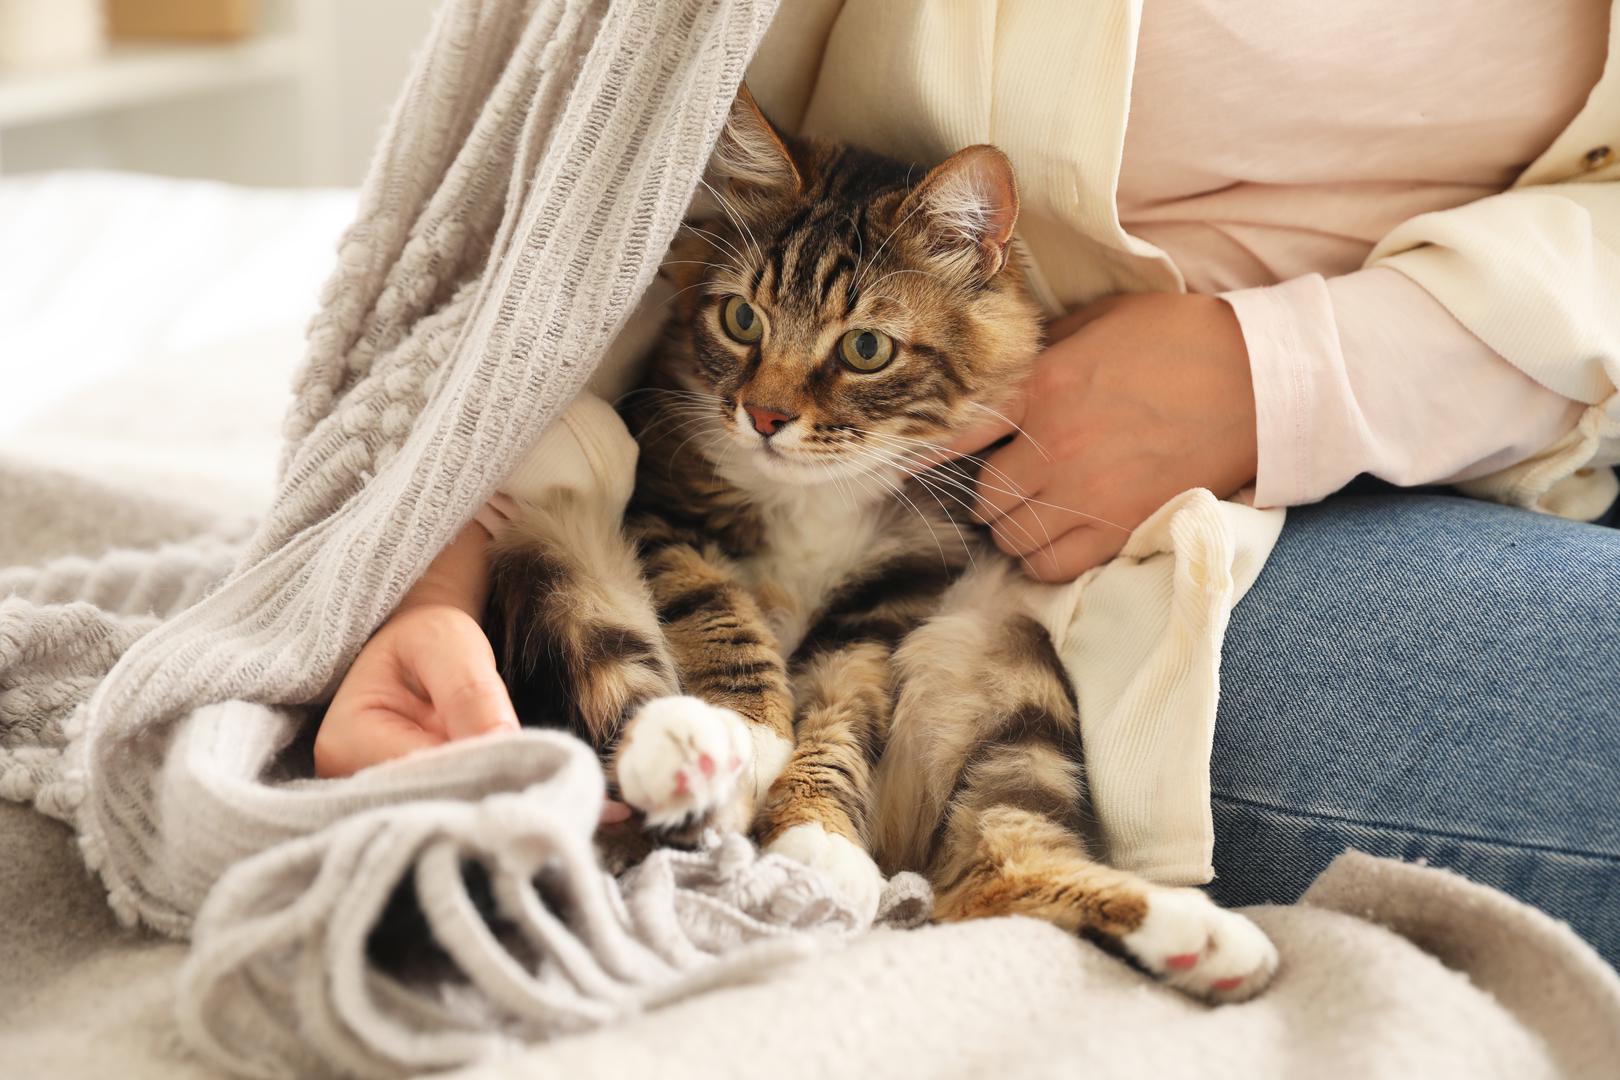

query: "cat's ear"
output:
899 145 1019 286
711 84 802 196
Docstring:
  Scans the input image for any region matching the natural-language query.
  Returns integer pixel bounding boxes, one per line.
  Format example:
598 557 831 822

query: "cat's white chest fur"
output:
739 483 897 655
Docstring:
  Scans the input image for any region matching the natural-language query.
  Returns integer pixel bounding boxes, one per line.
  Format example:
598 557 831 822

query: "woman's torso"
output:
1119 0 1610 293
768 0 1611 305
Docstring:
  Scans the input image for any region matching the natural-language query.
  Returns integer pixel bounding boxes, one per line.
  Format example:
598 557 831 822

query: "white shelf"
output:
0 35 303 129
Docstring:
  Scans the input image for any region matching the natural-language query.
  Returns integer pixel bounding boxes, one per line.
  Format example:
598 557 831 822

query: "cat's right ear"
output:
899 145 1020 287
711 84 802 197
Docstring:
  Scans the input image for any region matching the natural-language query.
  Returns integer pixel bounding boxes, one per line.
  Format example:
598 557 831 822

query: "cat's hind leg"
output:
879 574 1278 1002
933 807 1278 1002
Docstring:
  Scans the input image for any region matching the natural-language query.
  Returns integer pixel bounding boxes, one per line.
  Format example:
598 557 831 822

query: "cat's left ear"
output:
900 145 1019 286
711 84 802 197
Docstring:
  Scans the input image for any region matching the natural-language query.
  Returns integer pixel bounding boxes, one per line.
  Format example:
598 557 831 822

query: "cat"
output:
484 87 1278 1002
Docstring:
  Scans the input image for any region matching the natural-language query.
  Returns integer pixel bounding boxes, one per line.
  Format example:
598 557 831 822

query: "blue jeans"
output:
1205 486 1620 968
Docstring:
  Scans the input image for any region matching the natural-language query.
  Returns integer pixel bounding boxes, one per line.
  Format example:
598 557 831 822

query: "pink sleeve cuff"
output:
1220 275 1344 507
1221 268 1581 508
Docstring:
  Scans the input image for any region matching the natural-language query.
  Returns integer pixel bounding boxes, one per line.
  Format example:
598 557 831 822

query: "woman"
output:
319 1 1620 964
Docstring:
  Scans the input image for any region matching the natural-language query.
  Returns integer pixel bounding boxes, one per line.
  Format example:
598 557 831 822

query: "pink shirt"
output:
1118 0 1608 507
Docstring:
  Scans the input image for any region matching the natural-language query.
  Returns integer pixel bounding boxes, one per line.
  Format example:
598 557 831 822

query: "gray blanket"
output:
8 770 1620 1078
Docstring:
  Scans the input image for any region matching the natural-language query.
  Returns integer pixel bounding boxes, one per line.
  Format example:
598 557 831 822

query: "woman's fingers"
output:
919 387 1030 472
315 707 445 778
401 614 521 741
973 436 1049 522
985 499 1082 558
1022 525 1128 584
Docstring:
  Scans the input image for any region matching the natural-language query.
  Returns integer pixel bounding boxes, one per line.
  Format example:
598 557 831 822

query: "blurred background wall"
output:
0 0 441 187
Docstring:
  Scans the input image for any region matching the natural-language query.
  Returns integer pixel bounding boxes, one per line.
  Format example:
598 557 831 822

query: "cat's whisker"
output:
633 396 724 418
832 442 957 567
639 412 720 444
863 292 919 322
849 210 867 295
839 444 976 568
618 386 711 403
864 266 951 294
660 278 725 309
661 258 745 278
854 428 1129 533
618 387 724 411
869 469 954 571
967 401 1053 463
909 464 1058 563
666 419 727 475
853 437 1063 557
697 178 763 265
864 442 1034 558
853 187 930 293
678 222 750 271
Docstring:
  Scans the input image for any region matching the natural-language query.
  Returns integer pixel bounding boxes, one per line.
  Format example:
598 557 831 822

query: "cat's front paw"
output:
1122 887 1278 1003
766 822 884 925
615 696 751 834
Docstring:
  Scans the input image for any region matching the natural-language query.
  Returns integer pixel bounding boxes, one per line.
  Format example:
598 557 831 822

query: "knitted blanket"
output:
0 0 947 1075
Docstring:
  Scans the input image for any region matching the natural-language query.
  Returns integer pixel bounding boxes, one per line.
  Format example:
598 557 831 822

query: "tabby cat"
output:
486 88 1277 1001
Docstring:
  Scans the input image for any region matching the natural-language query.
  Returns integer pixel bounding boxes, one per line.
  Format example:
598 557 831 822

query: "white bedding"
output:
0 171 355 515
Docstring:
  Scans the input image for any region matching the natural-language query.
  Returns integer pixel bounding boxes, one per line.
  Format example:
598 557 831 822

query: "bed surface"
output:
0 171 354 515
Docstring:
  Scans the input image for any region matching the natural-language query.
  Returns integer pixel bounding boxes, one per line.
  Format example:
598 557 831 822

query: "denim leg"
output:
1206 491 1620 968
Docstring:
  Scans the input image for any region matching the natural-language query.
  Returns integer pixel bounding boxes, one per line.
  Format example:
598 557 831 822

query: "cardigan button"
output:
1583 145 1613 169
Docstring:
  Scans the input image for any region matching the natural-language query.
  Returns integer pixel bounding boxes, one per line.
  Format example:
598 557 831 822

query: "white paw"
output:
767 822 884 925
1122 887 1279 1003
615 696 751 830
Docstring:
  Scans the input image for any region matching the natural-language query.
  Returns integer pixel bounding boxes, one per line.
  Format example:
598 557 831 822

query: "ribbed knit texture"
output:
0 1 941 1074
88 0 780 933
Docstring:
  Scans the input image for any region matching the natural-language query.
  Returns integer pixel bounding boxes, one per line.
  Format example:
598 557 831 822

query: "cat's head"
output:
658 87 1042 485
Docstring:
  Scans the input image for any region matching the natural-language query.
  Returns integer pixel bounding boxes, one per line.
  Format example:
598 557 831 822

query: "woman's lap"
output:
1206 488 1620 967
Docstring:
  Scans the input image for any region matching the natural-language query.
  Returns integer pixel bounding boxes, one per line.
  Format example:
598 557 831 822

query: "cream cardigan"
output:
506 0 1620 885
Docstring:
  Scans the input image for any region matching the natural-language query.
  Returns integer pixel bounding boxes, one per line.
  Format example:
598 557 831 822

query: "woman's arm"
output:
315 393 643 777
1224 266 1584 508
1361 180 1620 516
399 518 497 616
314 521 518 778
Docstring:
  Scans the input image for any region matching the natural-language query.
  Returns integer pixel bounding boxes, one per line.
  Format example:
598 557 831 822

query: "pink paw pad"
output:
697 752 715 777
1165 953 1201 971
673 771 690 796
1211 976 1245 993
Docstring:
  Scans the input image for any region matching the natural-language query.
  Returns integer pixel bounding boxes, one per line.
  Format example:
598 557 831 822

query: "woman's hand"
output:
314 542 635 826
314 602 520 778
947 292 1258 583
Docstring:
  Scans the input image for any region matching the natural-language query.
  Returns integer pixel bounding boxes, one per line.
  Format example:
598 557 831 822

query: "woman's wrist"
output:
397 520 495 620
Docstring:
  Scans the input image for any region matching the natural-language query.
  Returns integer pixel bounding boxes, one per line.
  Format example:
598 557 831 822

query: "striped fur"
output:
486 89 1278 999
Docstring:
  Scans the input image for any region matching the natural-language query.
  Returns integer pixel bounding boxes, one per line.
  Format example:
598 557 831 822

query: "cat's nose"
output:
744 403 795 437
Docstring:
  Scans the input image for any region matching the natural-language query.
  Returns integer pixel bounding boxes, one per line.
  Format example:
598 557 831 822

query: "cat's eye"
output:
838 328 895 373
721 296 764 344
